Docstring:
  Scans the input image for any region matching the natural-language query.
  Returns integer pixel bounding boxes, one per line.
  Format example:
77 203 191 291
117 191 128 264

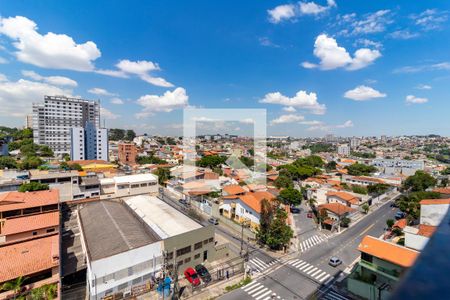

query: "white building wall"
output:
70 127 85 161
96 128 108 161
404 227 430 251
420 204 450 226
235 202 260 225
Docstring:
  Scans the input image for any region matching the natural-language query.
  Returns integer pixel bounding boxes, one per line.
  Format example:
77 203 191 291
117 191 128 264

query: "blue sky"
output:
0 0 449 137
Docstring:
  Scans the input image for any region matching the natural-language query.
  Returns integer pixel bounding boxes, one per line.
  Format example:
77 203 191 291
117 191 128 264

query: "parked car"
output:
290 207 301 214
329 256 342 267
390 202 399 208
179 199 190 206
184 267 201 286
307 211 313 218
208 217 219 225
395 211 406 220
195 264 212 283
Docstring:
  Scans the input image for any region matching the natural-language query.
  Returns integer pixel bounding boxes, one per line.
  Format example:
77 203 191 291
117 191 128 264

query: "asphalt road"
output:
220 197 399 300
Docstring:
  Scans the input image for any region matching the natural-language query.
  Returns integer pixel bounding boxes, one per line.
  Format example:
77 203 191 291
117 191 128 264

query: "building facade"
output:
338 144 350 156
118 143 137 165
70 122 108 161
33 95 100 155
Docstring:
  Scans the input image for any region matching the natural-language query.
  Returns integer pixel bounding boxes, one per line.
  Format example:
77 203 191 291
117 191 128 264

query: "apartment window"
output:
176 246 191 256
131 184 139 188
203 239 209 245
194 253 200 260
140 183 148 187
194 242 202 250
46 228 55 233
177 260 183 267
184 257 191 264
32 231 37 236
208 237 214 243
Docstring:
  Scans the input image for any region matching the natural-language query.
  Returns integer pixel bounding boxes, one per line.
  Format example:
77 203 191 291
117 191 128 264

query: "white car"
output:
329 256 342 267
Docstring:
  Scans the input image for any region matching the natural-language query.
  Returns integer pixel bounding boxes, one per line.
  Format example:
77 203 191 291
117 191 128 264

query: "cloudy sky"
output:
0 1 449 136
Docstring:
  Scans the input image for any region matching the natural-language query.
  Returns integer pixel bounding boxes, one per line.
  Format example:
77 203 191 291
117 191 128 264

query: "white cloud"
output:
406 95 428 104
136 87 189 118
344 85 387 101
100 107 120 119
21 70 77 87
336 120 354 128
299 0 336 15
0 56 7 64
302 34 381 70
110 97 124 105
306 119 353 131
352 10 392 34
260 90 326 114
0 73 7 81
283 106 297 112
389 30 419 40
270 114 305 125
416 84 432 90
259 37 280 48
0 16 101 71
354 38 382 49
267 4 296 23
88 87 117 96
393 62 450 73
411 9 448 31
0 78 73 117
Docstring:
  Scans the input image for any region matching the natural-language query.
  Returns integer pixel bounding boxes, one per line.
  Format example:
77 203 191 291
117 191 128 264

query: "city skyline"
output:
0 1 449 137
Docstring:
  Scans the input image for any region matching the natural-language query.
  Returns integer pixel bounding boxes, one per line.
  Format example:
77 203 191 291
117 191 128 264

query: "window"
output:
176 246 191 256
177 260 183 267
166 252 173 260
194 254 200 260
46 228 55 233
32 231 37 236
208 237 214 243
203 239 209 245
184 257 191 264
131 184 139 188
194 242 203 250
140 183 148 187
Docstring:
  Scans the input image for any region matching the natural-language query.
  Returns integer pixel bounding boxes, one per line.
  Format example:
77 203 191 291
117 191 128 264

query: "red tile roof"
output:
433 188 450 194
0 235 59 282
393 218 407 229
318 203 356 216
1 211 59 236
417 224 437 238
0 190 59 213
223 185 246 196
327 191 360 205
419 198 450 205
238 191 276 213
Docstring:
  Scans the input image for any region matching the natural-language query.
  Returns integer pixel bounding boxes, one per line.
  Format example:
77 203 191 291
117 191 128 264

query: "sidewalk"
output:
182 272 248 299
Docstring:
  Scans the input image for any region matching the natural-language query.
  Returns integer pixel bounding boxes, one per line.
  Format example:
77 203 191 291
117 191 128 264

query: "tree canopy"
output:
346 163 377 176
0 156 18 169
136 155 167 165
403 171 437 192
396 191 440 221
197 155 226 168
257 202 293 251
18 182 49 192
277 187 302 206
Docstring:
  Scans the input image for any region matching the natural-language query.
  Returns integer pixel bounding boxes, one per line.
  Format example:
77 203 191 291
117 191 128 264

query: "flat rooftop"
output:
124 195 202 239
79 201 161 261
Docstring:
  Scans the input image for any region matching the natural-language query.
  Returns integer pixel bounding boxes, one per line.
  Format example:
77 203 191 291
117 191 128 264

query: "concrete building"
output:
118 143 137 165
0 139 8 156
33 95 100 155
100 173 158 199
70 122 108 161
337 144 350 156
371 158 424 176
25 114 33 129
350 137 361 149
79 195 217 300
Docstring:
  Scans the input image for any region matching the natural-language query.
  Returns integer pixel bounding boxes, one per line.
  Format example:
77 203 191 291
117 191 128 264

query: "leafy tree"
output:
352 185 368 195
367 183 390 196
318 208 328 224
20 143 40 157
1 276 26 299
166 137 176 145
340 217 351 227
136 155 167 165
20 156 43 170
396 191 440 220
442 167 450 175
18 182 49 192
347 163 377 176
441 177 449 187
264 209 293 250
197 155 226 168
39 145 54 157
277 187 302 206
386 219 395 228
256 198 275 244
305 143 335 154
60 162 83 171
403 171 437 192
153 167 172 185
294 155 324 168
125 129 136 141
0 156 18 169
351 151 376 159
62 153 71 161
248 148 254 156
306 197 317 208
274 175 293 189
361 203 370 214
109 128 126 141
239 156 254 168
325 161 337 171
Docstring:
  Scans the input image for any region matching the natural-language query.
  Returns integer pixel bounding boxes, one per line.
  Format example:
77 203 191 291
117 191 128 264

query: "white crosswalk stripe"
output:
241 281 285 300
248 257 278 273
299 234 328 253
288 258 332 283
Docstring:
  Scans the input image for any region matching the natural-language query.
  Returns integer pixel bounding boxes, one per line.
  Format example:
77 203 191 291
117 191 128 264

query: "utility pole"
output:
172 248 179 300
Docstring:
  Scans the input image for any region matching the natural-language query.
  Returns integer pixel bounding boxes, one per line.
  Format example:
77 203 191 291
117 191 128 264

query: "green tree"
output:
20 156 43 170
197 155 226 168
306 197 317 208
442 167 450 175
108 128 126 141
239 156 254 168
265 209 293 250
274 175 293 189
62 153 71 161
20 143 39 157
386 219 395 228
136 155 167 165
346 163 377 176
352 185 368 195
0 156 18 169
1 276 26 299
125 129 136 141
361 203 370 214
367 183 390 196
396 191 440 221
325 161 337 171
153 167 172 185
403 170 437 192
18 182 49 192
340 216 351 227
256 198 276 244
277 187 302 206
39 145 54 157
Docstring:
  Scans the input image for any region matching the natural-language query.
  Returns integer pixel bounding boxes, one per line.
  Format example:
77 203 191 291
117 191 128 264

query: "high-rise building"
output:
33 96 100 155
25 115 33 129
350 137 360 149
337 144 350 156
70 122 108 161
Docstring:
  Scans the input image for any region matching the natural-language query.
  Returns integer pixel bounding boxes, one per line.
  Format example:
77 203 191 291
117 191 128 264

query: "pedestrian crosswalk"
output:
241 280 285 300
299 234 327 252
287 259 332 283
248 257 278 273
321 290 349 300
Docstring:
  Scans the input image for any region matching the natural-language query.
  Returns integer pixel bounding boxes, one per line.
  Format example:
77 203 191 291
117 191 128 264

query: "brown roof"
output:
433 188 450 194
0 235 59 282
1 211 59 236
223 185 246 196
417 224 437 237
327 191 360 205
393 218 407 229
0 190 59 213
67 159 112 165
419 198 450 205
318 203 355 216
238 191 276 213
358 235 419 268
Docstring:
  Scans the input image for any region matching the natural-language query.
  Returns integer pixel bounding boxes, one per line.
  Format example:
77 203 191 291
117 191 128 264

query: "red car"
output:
184 267 201 286
307 212 313 218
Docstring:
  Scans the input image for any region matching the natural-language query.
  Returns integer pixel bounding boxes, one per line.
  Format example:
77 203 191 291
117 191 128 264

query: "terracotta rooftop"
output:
1 211 59 236
417 224 437 238
327 191 360 205
223 185 246 196
318 202 356 216
433 188 450 194
67 159 113 165
419 198 450 205
358 235 419 268
0 190 59 213
393 218 407 229
238 191 276 213
0 235 59 282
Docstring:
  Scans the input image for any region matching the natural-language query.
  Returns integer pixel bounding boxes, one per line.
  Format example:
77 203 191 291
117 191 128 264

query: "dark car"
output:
179 199 189 206
290 207 301 214
208 217 219 225
184 267 201 286
395 211 406 220
195 264 212 283
390 202 399 208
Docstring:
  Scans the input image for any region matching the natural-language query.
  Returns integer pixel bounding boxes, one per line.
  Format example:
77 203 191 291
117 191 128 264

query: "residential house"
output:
326 191 366 209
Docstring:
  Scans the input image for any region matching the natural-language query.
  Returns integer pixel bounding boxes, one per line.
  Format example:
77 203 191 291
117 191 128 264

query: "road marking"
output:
311 269 323 278
255 290 273 300
298 263 311 271
242 280 258 290
247 285 265 296
295 261 307 268
242 282 260 292
306 267 318 275
251 287 268 297
302 265 314 272
315 271 328 281
289 259 300 265
359 223 375 236
323 290 349 300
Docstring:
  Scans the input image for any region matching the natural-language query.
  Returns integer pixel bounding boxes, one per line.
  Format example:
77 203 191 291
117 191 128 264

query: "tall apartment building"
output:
25 114 33 129
337 144 350 156
118 143 137 165
350 137 360 149
70 122 108 161
33 96 100 155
